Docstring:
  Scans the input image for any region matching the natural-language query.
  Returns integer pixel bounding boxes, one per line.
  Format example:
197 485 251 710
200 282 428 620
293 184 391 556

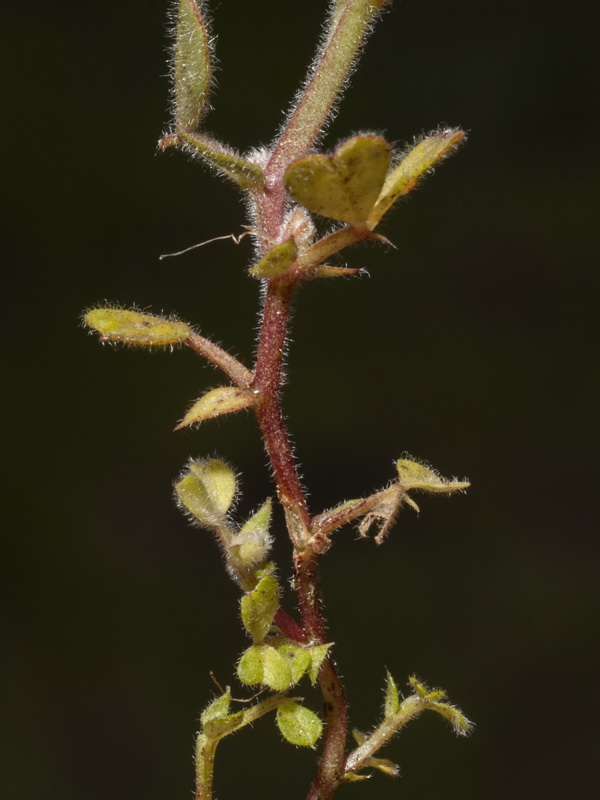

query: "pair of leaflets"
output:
284 129 464 231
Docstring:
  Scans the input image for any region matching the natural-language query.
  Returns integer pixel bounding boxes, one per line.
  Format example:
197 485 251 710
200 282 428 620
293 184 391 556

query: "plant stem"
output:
274 607 307 643
251 1 388 241
246 4 392 777
195 735 216 800
297 225 378 271
252 279 310 543
186 331 253 386
251 275 348 799
195 693 295 799
266 1 388 189
344 695 424 775
297 549 348 800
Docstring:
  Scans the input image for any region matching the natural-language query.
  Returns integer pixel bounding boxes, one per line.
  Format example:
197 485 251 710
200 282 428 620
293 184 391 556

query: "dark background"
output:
4 1 599 798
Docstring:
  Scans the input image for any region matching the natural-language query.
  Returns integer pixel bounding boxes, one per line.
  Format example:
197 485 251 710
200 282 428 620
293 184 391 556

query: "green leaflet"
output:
200 690 245 741
249 238 298 279
237 645 293 691
384 671 400 717
284 136 391 228
277 644 312 684
396 457 470 495
276 702 323 747
307 643 331 684
175 386 255 429
240 573 280 642
367 129 465 228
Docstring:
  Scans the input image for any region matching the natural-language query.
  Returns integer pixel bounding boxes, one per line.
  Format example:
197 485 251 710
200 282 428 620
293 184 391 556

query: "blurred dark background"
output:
4 0 599 798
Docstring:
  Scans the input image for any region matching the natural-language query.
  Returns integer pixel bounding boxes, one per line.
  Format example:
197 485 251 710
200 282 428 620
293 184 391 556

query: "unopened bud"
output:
229 499 272 577
84 307 191 346
175 457 237 529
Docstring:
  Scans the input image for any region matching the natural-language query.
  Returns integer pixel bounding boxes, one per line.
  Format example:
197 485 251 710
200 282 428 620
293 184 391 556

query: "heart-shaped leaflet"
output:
284 135 391 229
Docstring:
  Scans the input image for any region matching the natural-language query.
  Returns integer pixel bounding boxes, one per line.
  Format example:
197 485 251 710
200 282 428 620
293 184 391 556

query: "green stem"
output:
344 695 424 776
295 225 381 278
195 734 217 800
266 0 389 186
195 693 294 799
252 1 388 244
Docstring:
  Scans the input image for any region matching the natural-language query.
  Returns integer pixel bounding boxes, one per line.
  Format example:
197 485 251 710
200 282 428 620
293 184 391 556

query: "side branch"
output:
186 331 254 386
344 695 423 776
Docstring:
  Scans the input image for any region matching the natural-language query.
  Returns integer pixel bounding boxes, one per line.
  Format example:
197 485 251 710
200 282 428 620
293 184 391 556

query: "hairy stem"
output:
251 276 348 799
297 225 379 271
195 734 217 800
252 279 310 538
297 549 348 800
195 693 295 799
252 1 388 242
186 331 253 386
245 7 393 783
267 0 388 186
344 695 424 775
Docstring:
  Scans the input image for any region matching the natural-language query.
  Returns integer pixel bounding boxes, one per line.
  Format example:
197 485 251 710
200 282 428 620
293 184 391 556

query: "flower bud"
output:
175 458 237 529
229 500 273 574
84 308 191 346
